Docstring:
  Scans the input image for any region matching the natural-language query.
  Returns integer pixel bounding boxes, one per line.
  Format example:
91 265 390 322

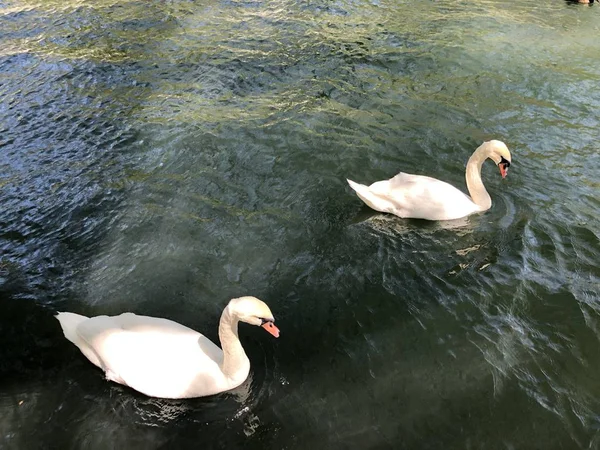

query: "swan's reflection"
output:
115 365 272 437
109 372 247 426
350 210 475 236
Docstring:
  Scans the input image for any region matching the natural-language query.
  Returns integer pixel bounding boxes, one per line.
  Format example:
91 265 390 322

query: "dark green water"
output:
1 0 599 448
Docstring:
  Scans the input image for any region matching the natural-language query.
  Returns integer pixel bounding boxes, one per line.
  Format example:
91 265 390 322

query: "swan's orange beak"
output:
262 321 280 338
499 163 509 179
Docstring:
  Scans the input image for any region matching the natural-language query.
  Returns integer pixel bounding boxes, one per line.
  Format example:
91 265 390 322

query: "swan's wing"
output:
386 171 425 188
382 172 459 193
75 315 224 398
110 313 225 362
111 312 201 335
369 172 478 220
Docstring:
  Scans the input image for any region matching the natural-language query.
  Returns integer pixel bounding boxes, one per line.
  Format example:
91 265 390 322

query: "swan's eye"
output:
499 156 511 167
260 318 272 325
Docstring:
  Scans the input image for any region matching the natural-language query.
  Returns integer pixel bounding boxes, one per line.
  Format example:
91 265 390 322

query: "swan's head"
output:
227 296 280 338
483 140 512 179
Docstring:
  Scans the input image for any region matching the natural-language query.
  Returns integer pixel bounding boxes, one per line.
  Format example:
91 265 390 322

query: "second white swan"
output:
347 140 512 221
55 296 279 399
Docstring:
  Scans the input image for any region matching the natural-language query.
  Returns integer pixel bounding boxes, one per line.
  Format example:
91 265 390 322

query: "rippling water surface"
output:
1 0 599 448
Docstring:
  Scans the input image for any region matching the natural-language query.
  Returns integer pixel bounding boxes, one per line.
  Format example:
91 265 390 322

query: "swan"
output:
347 140 512 221
55 296 279 399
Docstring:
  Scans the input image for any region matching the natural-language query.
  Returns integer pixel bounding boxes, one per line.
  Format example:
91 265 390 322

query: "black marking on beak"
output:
499 156 511 167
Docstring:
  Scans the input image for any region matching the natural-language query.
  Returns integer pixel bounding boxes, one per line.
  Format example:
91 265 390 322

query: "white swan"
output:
55 296 279 399
347 140 512 221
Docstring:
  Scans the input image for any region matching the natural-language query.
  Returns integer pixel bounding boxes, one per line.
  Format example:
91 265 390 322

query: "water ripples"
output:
1 0 600 448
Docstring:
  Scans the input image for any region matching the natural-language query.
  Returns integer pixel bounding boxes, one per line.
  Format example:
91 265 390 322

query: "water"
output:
1 0 599 448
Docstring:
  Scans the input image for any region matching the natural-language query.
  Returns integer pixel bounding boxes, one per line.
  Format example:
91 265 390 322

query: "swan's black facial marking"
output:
499 156 511 167
260 318 274 325
498 156 510 179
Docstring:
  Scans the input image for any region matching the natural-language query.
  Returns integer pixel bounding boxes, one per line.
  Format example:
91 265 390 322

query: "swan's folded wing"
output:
76 316 224 398
386 171 422 188
383 172 476 220
385 172 452 191
111 312 200 335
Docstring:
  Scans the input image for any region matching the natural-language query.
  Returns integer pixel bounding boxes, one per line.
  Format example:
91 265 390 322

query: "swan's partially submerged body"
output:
56 297 279 399
347 140 512 221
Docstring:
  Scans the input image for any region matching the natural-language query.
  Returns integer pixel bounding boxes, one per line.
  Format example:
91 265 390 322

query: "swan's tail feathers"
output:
347 179 363 192
55 312 104 368
55 312 89 345
347 179 381 212
347 179 372 201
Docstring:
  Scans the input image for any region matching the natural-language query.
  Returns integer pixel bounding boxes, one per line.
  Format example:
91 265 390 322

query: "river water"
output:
1 0 599 448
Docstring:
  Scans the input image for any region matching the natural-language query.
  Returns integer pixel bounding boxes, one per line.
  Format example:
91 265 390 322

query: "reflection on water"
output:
354 211 475 234
1 0 600 448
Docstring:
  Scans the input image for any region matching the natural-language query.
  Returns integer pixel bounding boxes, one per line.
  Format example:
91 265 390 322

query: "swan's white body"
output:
55 297 279 399
348 173 481 221
347 140 512 221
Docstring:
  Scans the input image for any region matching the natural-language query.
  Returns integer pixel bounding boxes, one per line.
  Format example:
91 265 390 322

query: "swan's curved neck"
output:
218 307 250 381
465 145 492 211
